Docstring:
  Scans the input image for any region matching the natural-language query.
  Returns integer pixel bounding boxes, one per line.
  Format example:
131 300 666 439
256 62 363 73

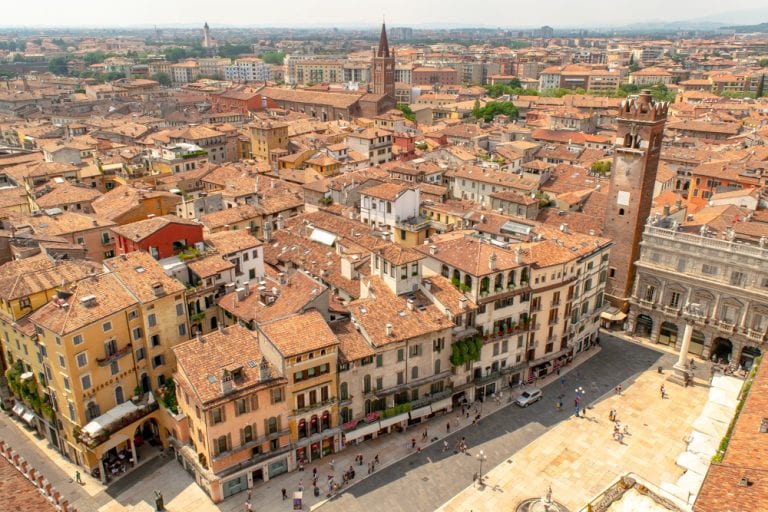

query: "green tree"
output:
591 161 611 174
218 43 252 59
104 71 125 82
472 101 519 122
472 98 482 119
83 51 107 65
47 56 69 76
151 72 171 86
163 47 188 62
12 53 24 62
259 50 286 65
756 74 765 98
51 38 68 50
760 58 768 68
396 103 415 122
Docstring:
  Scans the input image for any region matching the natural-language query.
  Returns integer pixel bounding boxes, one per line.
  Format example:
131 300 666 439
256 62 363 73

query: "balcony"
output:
394 216 430 232
77 392 158 449
474 370 502 386
691 315 708 327
96 343 132 367
291 398 337 417
747 329 766 342
638 299 656 310
717 321 736 334
663 305 682 317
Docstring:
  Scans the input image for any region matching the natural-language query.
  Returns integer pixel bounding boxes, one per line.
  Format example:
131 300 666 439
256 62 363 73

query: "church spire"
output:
377 22 390 58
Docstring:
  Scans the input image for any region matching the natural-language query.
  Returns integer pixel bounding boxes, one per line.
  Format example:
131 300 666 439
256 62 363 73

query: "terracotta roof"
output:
103 251 186 304
29 272 136 335
111 214 200 242
187 254 235 279
35 180 102 209
0 254 97 302
92 186 180 222
205 230 262 254
0 457 55 512
173 324 284 406
260 309 338 357
361 182 412 201
332 320 375 363
423 274 478 316
348 277 454 347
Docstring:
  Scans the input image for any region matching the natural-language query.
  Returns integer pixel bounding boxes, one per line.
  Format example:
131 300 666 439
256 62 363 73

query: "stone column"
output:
131 440 138 467
670 318 694 386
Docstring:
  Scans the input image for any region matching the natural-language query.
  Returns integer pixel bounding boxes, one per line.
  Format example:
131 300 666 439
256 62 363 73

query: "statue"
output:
154 490 164 511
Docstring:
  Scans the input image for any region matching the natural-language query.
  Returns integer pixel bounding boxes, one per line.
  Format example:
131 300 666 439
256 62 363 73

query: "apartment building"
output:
172 325 290 502
345 129 393 166
171 61 200 84
224 58 272 83
28 252 188 481
359 182 421 244
628 210 768 370
248 120 289 161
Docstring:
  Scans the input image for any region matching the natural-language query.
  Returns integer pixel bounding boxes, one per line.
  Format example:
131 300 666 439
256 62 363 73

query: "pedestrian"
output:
312 476 318 488
443 440 449 452
455 414 460 427
446 422 451 433
313 466 318 477
75 471 82 484
247 489 252 501
282 488 288 500
660 384 666 399
556 400 562 411
374 453 379 465
245 501 252 511
422 429 428 441
299 479 303 492
330 458 335 471
411 437 416 449
298 459 304 471
475 413 481 423
618 384 622 395
367 463 372 475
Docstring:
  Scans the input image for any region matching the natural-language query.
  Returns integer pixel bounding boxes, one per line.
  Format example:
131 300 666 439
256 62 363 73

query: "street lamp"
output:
575 387 585 417
476 449 487 486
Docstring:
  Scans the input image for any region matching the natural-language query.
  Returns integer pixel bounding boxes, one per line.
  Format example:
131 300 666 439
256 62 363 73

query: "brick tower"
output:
373 22 395 100
603 90 669 312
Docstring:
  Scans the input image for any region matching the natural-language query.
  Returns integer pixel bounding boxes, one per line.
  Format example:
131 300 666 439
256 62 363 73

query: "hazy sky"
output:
2 0 766 28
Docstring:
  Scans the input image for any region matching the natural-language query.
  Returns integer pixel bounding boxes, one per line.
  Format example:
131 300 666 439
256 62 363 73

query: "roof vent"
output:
80 295 97 308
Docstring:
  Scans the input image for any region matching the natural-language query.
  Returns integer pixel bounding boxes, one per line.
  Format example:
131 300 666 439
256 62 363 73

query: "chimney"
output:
674 199 682 210
406 298 414 311
259 358 270 381
459 297 468 311
423 279 431 292
559 223 568 233
242 281 249 297
429 245 438 255
385 323 393 336
151 282 164 297
663 204 670 216
225 282 236 294
515 247 523 265
79 295 97 308
258 285 267 304
278 272 286 285
221 370 233 394
489 252 497 271
235 286 246 301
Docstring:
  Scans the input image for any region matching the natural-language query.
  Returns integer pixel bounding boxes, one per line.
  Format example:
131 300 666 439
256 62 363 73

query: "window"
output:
101 232 111 244
363 375 371 393
102 321 112 332
401 265 409 280
211 407 224 425
411 366 419 379
148 314 157 327
609 267 616 278
669 292 681 308
176 303 184 316
411 263 418 276
376 354 383 367
81 374 92 390
340 382 348 401
76 352 87 368
409 344 420 358
243 425 255 444
644 285 656 302
178 324 187 337
215 435 228 455
397 371 404 385
58 354 66 368
110 360 119 375
63 376 70 390
618 208 625 216
270 387 284 404
133 327 143 340
702 264 719 276
136 347 146 361
434 359 441 374
68 401 75 421
730 271 747 287
376 376 383 390
397 349 404 362
235 398 248 416
19 297 31 308
151 334 161 347
152 354 165 368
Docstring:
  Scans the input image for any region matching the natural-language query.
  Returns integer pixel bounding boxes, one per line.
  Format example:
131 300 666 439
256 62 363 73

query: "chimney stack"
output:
663 204 670 216
459 297 467 311
259 358 270 381
406 298 414 311
423 279 431 292
429 245 438 255
489 252 497 271
515 247 523 265
385 323 393 336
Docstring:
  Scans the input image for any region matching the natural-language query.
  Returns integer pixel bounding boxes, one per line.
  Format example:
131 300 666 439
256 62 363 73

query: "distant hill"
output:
721 22 768 33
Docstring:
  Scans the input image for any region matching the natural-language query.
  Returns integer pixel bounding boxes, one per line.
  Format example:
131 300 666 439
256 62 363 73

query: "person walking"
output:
446 422 451 433
422 429 428 441
282 488 288 500
411 438 416 449
330 459 335 471
374 453 379 465
455 414 460 427
443 440 449 452
75 471 83 485
660 384 666 399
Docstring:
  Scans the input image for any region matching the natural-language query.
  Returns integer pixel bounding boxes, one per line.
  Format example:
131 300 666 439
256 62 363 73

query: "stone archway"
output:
658 321 678 347
635 315 653 338
739 346 761 371
710 337 733 363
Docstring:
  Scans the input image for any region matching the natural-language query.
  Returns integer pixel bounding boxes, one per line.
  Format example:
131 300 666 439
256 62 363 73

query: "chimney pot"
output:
385 323 393 336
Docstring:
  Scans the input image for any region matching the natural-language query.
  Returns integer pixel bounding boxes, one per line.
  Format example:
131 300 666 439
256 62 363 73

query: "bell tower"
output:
603 89 668 312
373 22 395 100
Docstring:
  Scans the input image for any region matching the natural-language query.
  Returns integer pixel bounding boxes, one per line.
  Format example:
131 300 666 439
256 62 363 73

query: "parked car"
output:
515 387 542 407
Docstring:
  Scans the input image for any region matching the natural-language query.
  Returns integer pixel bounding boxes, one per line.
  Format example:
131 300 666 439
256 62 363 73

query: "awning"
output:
600 308 627 322
82 398 142 436
19 371 34 381
21 409 36 425
342 421 381 443
379 413 409 429
409 406 433 420
12 402 25 417
430 398 452 412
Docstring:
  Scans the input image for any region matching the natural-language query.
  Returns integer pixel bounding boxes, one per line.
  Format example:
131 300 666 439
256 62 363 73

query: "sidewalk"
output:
0 346 602 512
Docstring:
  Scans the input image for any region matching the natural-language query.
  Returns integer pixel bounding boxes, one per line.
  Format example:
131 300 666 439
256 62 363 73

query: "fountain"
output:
516 485 570 512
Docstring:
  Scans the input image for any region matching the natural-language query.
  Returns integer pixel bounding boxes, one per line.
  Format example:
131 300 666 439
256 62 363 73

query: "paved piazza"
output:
0 336 724 512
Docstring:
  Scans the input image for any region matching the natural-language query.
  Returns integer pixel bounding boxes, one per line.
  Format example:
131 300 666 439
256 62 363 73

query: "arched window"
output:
480 277 490 293
243 425 254 443
507 270 516 287
441 264 449 278
115 386 124 405
494 274 503 290
210 316 218 330
86 401 100 421
340 382 349 401
310 415 319 435
463 274 473 290
298 419 307 439
341 407 352 423
452 269 460 283
321 410 330 430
